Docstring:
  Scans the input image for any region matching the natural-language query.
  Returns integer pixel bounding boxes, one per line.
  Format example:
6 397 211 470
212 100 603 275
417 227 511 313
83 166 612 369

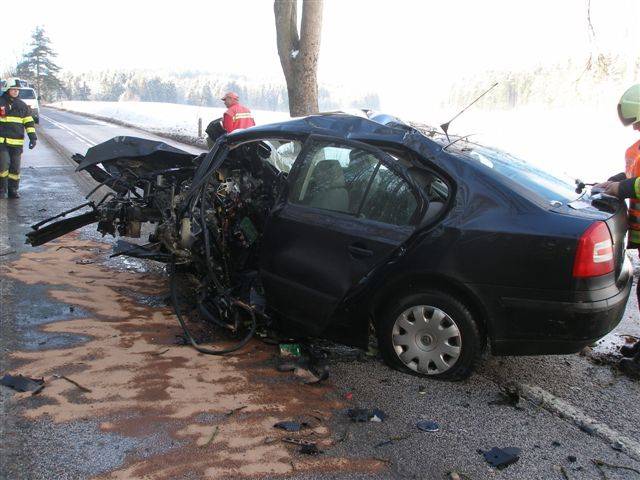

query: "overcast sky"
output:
2 0 638 111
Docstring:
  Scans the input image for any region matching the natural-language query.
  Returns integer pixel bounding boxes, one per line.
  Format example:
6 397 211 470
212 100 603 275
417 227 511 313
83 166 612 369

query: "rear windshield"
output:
18 89 36 99
463 145 579 204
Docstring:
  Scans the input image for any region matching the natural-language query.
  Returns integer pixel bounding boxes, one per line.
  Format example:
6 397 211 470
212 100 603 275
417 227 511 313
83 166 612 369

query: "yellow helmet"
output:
618 84 640 126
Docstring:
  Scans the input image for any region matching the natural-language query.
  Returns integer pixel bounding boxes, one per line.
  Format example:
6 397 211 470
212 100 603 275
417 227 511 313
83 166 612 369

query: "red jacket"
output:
222 103 255 133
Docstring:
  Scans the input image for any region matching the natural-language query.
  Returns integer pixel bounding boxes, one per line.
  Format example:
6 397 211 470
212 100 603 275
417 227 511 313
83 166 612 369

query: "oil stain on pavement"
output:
3 235 384 479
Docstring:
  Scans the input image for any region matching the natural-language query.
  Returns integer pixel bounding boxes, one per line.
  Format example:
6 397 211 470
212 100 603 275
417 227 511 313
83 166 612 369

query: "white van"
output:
18 87 40 124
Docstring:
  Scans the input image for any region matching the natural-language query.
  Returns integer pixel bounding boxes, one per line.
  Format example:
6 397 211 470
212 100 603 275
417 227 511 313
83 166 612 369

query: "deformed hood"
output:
76 136 196 172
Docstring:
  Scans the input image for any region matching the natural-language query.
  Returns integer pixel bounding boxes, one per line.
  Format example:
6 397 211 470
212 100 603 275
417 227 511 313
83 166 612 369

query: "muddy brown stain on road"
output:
3 236 384 479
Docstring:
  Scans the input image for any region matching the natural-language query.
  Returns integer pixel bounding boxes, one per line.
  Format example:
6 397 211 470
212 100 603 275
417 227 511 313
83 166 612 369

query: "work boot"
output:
620 356 640 380
620 341 640 358
8 190 20 199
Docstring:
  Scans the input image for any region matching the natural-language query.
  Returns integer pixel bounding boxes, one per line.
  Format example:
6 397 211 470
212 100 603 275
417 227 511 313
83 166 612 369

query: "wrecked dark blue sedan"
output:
27 112 633 379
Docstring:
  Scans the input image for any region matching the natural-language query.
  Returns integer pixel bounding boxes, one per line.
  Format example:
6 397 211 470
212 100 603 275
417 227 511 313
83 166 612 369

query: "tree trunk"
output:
274 0 323 117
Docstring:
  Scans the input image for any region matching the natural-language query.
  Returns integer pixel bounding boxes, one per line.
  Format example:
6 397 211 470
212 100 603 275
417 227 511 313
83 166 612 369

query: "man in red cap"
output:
221 92 255 133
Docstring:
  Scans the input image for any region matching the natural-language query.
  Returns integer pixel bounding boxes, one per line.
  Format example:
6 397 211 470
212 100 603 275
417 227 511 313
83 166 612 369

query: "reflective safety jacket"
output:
0 93 36 148
222 103 255 133
621 139 640 247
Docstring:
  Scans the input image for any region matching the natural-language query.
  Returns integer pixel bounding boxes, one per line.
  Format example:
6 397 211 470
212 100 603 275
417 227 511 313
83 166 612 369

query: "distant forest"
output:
447 54 640 109
48 54 640 111
59 70 381 112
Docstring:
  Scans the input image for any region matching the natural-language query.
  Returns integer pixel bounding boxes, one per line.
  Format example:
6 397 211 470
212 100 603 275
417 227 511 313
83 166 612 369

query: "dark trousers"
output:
0 145 22 193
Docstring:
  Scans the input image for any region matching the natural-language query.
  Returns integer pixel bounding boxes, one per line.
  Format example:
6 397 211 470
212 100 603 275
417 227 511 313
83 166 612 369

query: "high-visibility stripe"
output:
26 127 36 134
0 116 24 124
22 116 34 124
0 170 8 178
7 173 19 181
634 178 640 199
233 113 253 121
4 138 24 146
0 137 4 143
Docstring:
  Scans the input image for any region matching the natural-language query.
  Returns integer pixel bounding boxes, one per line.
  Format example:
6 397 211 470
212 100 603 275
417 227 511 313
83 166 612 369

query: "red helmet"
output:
221 92 239 101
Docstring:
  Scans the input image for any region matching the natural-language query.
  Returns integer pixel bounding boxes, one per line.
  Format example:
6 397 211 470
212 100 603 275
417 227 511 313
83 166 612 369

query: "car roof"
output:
227 112 445 159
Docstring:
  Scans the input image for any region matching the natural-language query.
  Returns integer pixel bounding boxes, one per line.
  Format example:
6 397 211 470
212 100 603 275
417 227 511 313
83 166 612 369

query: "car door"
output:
260 135 424 335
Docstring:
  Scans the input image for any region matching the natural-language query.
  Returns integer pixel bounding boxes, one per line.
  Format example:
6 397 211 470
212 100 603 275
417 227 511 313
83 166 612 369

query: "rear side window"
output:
360 164 417 226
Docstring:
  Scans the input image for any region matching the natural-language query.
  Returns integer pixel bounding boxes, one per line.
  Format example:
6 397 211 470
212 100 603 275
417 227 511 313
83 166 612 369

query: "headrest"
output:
313 160 345 188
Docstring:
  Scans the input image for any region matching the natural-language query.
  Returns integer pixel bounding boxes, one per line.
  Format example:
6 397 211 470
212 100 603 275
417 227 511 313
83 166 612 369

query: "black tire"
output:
376 289 483 380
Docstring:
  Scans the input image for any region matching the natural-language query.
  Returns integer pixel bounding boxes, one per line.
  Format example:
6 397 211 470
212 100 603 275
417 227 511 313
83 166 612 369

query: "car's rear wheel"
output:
377 290 483 380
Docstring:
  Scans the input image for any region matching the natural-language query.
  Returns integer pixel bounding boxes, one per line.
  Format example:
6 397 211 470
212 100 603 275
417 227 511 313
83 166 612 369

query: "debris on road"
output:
149 348 170 356
281 437 315 447
279 343 302 358
75 258 96 265
274 421 307 432
416 420 440 432
619 357 640 380
282 437 323 455
0 374 45 394
299 443 321 455
344 392 353 400
481 447 521 470
347 408 386 423
592 459 640 477
489 383 523 409
276 343 330 384
226 405 248 416
554 465 571 480
447 471 473 480
298 365 329 385
52 374 92 393
375 434 411 448
200 426 219 448
611 440 624 451
418 385 427 395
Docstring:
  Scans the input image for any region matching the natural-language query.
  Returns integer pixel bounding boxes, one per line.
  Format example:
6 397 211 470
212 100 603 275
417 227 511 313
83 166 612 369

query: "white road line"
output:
40 114 96 148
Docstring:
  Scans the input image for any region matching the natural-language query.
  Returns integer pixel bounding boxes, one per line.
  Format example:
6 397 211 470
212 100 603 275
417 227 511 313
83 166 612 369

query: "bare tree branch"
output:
586 0 596 40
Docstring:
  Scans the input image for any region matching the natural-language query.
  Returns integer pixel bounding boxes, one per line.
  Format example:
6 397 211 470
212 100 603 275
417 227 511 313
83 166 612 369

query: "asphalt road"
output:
1 107 640 479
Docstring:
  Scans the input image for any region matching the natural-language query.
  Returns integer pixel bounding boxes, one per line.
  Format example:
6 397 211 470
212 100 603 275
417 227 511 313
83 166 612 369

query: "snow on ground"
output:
51 100 290 140
51 100 637 184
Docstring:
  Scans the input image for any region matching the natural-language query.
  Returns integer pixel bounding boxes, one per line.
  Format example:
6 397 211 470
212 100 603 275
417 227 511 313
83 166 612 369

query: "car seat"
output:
306 160 349 212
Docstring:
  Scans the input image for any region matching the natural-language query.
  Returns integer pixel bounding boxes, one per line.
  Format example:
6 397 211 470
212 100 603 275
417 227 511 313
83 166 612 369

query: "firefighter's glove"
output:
29 138 37 149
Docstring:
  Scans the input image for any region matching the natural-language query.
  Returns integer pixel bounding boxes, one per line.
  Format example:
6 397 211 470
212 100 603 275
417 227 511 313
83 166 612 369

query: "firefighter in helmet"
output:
594 84 640 377
0 78 37 198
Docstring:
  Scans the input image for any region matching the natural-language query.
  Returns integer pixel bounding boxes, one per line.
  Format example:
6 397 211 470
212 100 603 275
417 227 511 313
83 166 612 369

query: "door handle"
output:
348 244 373 258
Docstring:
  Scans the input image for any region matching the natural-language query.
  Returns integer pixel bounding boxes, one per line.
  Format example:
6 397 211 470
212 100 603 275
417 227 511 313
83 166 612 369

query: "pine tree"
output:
16 26 63 100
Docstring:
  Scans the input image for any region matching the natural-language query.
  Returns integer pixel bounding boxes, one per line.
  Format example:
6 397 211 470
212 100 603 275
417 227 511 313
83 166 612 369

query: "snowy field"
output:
51 100 290 142
50 100 637 184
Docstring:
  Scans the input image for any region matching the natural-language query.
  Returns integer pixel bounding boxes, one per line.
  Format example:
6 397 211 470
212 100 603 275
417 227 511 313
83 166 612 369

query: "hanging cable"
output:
169 263 256 355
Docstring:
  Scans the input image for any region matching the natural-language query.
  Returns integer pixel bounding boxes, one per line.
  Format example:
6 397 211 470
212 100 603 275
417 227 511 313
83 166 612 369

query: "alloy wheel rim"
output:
392 305 462 375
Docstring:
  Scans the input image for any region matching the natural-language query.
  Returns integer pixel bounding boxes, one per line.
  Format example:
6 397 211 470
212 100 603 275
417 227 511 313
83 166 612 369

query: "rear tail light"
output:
573 221 614 278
